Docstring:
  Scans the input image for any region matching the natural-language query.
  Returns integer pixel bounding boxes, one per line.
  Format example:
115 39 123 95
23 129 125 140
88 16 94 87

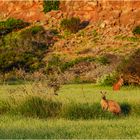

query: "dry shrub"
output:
119 49 140 85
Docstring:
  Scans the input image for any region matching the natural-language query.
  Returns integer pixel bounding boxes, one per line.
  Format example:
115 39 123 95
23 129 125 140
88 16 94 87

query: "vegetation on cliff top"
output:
43 0 60 13
0 18 29 36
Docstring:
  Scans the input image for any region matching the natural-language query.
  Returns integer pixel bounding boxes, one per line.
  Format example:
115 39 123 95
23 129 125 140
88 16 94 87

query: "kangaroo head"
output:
100 91 107 100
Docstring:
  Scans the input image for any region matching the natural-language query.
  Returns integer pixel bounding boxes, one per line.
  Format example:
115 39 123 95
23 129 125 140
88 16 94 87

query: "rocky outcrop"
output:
0 0 140 27
0 0 45 22
61 0 140 28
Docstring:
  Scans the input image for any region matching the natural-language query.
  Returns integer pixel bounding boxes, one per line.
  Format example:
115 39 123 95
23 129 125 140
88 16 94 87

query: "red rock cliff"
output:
0 0 140 27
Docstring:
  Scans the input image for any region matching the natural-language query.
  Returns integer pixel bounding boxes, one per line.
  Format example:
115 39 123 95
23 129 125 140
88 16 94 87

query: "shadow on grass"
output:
120 103 131 116
61 103 125 120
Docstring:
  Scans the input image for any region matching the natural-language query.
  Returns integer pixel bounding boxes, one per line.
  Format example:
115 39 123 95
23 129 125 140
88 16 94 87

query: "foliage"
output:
96 73 118 86
132 25 140 35
92 29 98 37
47 56 95 73
24 25 44 35
0 26 56 74
0 100 11 115
43 0 60 13
61 57 95 72
117 49 140 85
0 18 29 36
96 56 110 65
18 96 62 118
61 102 114 120
60 17 81 33
50 29 59 35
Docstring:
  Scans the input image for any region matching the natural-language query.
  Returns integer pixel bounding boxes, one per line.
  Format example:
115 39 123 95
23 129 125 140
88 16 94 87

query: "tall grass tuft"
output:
17 96 62 118
0 100 11 115
61 102 117 120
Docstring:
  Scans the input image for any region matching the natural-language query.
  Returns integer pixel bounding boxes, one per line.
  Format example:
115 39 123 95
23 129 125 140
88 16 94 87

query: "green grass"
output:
0 84 140 138
0 115 140 139
114 35 140 42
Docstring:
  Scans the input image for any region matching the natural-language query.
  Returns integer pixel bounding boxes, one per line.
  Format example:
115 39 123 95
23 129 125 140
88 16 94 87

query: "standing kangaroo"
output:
100 91 121 115
113 76 124 91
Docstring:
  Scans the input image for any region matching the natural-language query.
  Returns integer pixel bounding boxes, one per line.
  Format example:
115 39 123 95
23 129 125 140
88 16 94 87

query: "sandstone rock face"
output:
61 0 140 27
0 0 139 27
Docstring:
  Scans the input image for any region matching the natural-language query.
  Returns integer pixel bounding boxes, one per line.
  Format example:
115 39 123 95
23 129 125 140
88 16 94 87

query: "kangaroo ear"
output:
104 91 107 95
100 91 103 94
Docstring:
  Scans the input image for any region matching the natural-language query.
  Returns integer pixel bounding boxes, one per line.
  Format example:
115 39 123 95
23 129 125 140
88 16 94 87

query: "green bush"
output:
60 17 81 33
0 26 55 74
17 96 62 118
117 49 140 85
0 44 45 73
24 26 44 35
96 56 110 65
61 57 95 72
46 56 95 73
46 55 62 73
0 100 11 115
0 18 29 36
61 102 116 120
43 0 60 13
96 73 118 86
132 25 140 35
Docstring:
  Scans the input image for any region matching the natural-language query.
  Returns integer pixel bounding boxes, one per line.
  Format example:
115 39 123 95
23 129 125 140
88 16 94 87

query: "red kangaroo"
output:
113 76 124 91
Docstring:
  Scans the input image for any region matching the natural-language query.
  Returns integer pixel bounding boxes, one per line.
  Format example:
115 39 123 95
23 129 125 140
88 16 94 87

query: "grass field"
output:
0 84 140 139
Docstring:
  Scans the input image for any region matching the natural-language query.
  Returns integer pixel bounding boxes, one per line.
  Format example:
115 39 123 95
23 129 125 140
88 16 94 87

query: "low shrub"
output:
61 57 95 72
43 0 60 13
46 55 62 74
0 26 57 75
60 17 81 33
24 26 44 35
0 18 29 36
131 103 140 116
17 96 62 118
0 46 45 73
117 49 140 85
0 100 11 114
61 102 116 120
96 73 118 86
96 56 110 65
47 56 95 73
50 29 59 35
132 25 140 35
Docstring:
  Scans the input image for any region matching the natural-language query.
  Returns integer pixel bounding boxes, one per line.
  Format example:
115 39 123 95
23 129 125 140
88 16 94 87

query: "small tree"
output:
60 17 81 33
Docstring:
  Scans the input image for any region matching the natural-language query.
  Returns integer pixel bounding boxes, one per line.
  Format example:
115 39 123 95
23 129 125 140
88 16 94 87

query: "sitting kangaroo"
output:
100 91 121 115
